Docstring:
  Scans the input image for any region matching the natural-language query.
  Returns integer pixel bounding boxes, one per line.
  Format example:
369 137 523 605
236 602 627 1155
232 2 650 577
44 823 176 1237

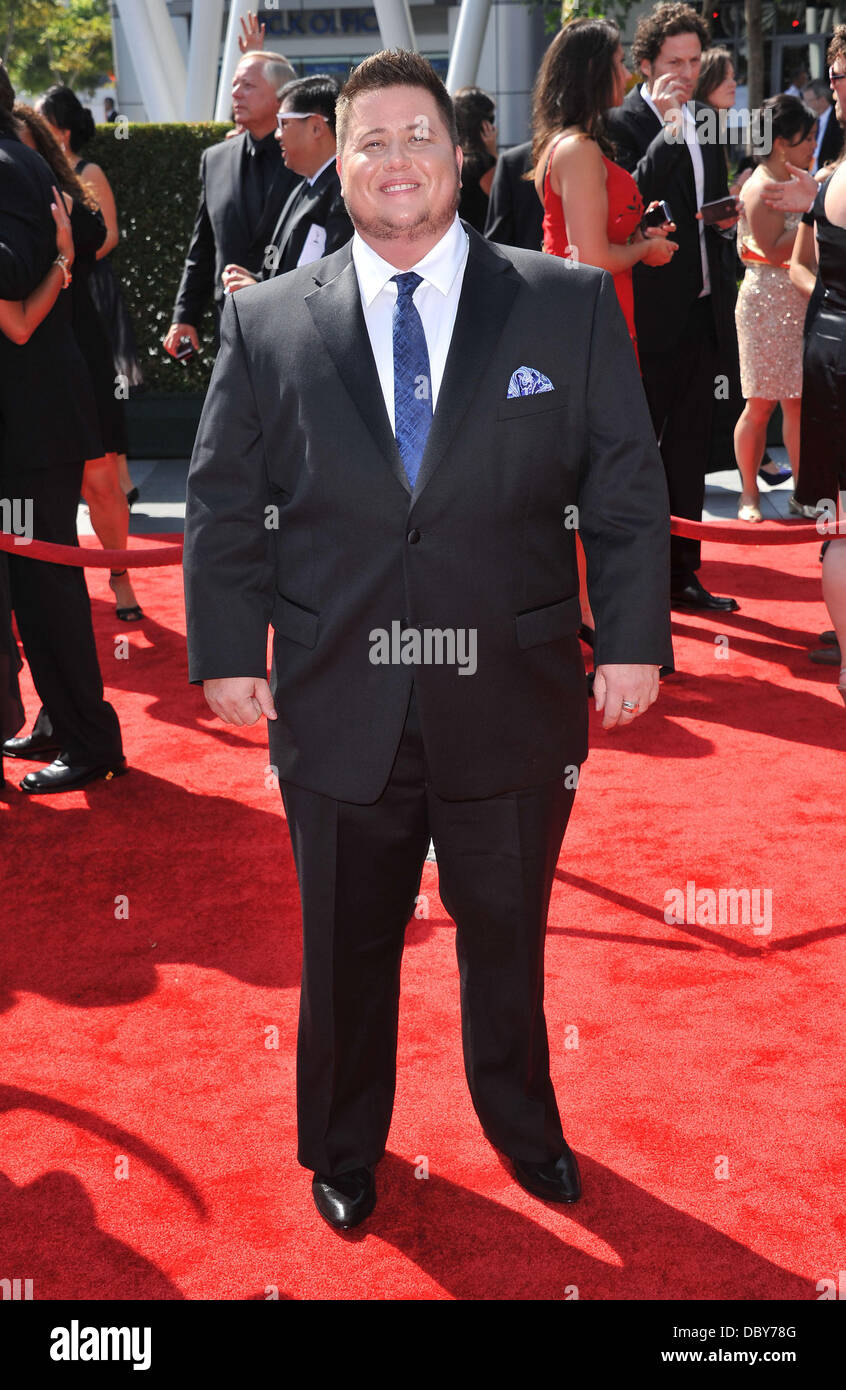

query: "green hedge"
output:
85 122 233 395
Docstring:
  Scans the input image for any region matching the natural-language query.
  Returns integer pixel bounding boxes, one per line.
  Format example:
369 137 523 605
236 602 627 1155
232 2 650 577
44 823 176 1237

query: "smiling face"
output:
641 32 703 103
337 85 462 264
276 106 326 176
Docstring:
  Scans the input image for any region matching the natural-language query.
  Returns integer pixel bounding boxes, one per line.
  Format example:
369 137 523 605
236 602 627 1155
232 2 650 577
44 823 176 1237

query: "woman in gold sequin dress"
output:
734 95 818 521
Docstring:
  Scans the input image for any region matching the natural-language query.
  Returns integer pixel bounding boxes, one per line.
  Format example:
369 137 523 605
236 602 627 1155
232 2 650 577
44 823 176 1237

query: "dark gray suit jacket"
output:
184 226 673 803
263 163 352 277
484 141 544 252
172 132 298 327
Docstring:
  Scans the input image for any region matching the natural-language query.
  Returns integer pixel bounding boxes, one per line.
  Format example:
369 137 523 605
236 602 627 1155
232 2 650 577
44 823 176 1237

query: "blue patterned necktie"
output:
392 272 433 488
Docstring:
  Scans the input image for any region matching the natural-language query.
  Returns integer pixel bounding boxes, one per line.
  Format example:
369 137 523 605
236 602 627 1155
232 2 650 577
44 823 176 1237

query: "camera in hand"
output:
174 335 196 364
640 200 674 236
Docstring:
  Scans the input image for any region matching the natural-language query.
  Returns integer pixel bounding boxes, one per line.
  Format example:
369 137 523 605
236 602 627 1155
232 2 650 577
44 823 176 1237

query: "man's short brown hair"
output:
336 49 458 152
828 24 846 68
632 2 710 69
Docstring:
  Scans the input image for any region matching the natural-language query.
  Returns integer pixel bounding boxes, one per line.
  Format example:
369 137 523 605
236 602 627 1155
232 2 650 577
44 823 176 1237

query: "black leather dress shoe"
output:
19 753 128 795
511 1145 582 1204
312 1167 375 1230
3 730 61 761
670 577 739 612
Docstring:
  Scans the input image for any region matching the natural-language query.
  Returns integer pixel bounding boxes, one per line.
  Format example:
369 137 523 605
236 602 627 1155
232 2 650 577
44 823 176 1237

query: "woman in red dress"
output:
532 17 677 363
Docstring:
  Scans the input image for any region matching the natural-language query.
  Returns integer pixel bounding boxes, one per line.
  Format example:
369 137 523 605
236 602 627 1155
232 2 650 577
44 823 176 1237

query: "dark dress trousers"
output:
262 163 352 278
184 228 673 1174
172 131 299 332
606 88 740 585
0 138 122 763
484 141 544 252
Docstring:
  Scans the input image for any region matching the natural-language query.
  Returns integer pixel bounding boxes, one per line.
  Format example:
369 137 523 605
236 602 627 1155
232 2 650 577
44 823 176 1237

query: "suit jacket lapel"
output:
269 175 307 252
306 247 410 496
411 228 519 503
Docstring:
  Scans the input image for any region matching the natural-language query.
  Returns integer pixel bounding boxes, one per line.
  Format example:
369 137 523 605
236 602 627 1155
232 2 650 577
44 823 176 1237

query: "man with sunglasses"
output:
222 75 352 292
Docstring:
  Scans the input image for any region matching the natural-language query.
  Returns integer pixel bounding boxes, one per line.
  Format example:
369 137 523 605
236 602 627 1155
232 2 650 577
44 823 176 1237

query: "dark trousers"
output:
1 461 122 762
281 688 576 1177
640 297 720 587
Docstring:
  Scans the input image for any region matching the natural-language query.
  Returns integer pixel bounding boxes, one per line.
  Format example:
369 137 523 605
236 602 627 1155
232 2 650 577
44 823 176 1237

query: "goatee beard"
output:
346 183 460 243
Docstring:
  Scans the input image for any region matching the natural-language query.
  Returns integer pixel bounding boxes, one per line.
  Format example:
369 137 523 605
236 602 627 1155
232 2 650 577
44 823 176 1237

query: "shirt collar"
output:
352 215 468 307
245 129 278 156
307 155 336 186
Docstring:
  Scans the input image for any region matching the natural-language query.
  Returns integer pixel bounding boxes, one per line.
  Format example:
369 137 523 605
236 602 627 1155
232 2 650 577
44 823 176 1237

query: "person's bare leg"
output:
82 453 140 613
821 531 846 701
734 398 775 511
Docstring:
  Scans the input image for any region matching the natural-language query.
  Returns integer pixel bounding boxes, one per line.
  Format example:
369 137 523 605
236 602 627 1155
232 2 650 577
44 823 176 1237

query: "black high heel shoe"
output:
109 569 144 622
125 486 140 508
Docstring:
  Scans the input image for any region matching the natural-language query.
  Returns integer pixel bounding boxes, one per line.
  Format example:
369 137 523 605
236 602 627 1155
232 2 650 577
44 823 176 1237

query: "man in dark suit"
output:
222 75 351 293
483 139 544 251
163 51 299 357
184 51 673 1230
803 78 844 173
0 67 124 792
606 2 740 612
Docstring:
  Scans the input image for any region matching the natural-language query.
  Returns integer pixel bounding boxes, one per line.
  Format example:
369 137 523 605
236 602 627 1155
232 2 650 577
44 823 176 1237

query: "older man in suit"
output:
606 2 741 614
163 51 299 357
184 51 673 1231
222 74 352 293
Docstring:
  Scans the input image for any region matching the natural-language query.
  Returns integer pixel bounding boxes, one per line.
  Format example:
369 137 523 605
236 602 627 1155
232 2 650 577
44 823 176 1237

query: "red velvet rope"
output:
0 515 841 566
0 532 183 566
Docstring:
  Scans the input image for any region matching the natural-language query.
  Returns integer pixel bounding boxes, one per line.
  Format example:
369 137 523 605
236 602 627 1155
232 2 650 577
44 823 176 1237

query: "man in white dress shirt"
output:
183 50 673 1230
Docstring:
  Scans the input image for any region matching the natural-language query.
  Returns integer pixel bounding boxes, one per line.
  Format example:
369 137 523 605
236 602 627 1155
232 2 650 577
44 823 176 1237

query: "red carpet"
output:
2 535 844 1300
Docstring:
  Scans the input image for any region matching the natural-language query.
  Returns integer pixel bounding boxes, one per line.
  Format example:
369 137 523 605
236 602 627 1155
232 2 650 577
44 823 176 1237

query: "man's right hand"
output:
163 322 199 357
650 73 688 133
203 676 277 726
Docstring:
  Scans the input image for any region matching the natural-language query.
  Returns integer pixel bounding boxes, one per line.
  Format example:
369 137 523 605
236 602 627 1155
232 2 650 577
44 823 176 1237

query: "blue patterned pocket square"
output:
507 366 555 398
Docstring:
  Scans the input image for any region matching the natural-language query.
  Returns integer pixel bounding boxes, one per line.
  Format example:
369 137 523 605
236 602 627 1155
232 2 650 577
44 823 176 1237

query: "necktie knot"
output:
392 271 423 302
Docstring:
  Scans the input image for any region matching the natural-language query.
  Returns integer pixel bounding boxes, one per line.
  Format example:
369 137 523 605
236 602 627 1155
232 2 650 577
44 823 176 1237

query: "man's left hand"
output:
593 664 659 729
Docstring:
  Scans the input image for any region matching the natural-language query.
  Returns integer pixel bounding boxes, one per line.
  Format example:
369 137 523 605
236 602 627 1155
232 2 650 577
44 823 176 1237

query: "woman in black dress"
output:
15 103 143 622
38 85 143 507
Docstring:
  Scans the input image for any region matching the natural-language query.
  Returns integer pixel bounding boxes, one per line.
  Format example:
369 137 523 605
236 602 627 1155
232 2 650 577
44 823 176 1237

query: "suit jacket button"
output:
407 529 421 544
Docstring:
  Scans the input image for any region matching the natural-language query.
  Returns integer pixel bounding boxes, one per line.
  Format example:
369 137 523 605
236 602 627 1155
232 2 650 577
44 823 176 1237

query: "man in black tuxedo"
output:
484 139 544 251
0 68 124 792
222 75 351 293
184 51 673 1230
606 3 740 612
163 51 299 357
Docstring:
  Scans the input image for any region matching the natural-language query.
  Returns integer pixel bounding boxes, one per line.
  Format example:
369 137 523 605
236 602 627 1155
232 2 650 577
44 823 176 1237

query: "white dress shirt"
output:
351 214 470 430
641 85 710 296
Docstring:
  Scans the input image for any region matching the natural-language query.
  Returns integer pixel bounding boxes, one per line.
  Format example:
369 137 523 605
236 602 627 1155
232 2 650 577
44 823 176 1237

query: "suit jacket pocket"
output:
272 591 319 648
496 388 568 422
516 595 581 649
